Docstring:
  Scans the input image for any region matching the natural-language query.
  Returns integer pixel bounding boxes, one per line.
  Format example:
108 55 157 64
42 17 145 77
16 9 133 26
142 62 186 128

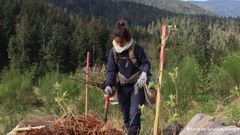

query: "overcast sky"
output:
180 0 240 1
180 0 208 1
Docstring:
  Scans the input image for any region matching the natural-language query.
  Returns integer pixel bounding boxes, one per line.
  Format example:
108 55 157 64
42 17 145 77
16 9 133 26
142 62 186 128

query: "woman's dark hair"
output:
112 19 132 41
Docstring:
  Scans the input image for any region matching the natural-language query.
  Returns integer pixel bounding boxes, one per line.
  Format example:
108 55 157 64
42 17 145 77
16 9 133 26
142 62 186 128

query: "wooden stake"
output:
153 25 167 135
85 51 90 118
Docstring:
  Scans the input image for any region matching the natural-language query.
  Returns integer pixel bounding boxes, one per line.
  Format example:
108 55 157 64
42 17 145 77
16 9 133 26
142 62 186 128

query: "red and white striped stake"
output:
85 51 90 118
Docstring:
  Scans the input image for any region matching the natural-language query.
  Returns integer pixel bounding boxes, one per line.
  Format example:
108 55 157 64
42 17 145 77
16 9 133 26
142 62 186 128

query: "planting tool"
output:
104 94 110 123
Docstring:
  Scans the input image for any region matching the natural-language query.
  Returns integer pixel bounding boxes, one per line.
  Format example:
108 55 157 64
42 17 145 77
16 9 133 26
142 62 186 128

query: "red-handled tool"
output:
104 95 110 123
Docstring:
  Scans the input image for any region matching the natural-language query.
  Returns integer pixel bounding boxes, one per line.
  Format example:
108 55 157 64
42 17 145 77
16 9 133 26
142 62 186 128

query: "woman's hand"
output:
137 72 147 88
104 86 113 95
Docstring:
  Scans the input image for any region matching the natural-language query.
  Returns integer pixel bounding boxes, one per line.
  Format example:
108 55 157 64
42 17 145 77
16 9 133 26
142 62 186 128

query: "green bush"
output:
209 66 235 96
37 72 62 103
36 72 85 114
163 57 201 108
0 69 33 104
222 52 240 84
209 52 240 96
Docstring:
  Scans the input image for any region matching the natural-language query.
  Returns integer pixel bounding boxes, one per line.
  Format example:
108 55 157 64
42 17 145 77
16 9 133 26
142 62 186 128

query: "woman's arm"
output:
135 45 151 74
105 49 118 87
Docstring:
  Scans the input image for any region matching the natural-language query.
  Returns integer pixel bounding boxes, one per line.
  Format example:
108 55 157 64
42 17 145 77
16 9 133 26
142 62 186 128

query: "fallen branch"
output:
13 126 45 132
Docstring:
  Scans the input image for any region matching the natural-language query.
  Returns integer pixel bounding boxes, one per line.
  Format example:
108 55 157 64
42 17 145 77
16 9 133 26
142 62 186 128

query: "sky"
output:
181 0 208 1
180 0 240 1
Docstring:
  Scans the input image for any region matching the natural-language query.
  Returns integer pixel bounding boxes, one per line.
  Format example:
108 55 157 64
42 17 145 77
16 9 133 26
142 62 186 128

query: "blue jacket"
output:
105 43 151 87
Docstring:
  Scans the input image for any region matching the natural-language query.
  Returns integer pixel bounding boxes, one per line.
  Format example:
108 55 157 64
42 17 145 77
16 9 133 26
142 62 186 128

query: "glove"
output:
104 86 113 95
136 72 147 88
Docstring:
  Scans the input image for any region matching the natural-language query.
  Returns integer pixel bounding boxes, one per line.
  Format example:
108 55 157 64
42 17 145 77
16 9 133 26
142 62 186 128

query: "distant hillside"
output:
46 0 181 26
190 0 240 17
46 0 215 26
114 0 214 15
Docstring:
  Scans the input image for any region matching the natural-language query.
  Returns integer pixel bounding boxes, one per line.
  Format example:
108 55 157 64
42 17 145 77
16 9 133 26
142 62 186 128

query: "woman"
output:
104 19 151 135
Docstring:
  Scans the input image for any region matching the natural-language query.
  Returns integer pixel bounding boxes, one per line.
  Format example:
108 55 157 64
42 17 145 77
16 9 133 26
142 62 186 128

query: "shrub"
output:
0 69 33 104
209 51 240 96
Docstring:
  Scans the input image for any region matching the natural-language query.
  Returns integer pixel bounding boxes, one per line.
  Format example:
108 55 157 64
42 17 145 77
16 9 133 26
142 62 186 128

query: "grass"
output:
0 69 33 104
225 105 240 123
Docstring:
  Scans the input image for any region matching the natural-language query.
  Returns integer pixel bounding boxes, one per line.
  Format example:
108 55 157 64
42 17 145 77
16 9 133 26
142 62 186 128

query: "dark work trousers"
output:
117 84 145 134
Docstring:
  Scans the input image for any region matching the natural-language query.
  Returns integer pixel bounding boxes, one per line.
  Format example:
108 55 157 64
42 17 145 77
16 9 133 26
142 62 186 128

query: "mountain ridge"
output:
188 0 240 17
47 0 214 26
113 0 214 15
